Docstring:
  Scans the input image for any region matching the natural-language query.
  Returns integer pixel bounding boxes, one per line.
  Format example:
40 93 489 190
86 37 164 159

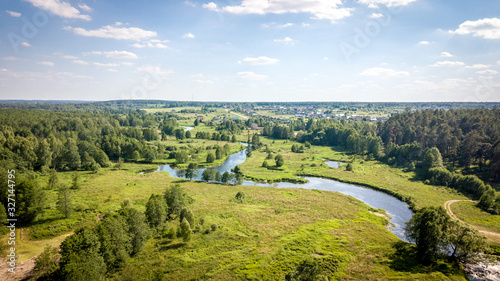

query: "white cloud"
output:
183 33 195 39
450 18 500 39
184 1 196 7
359 0 417 7
476 70 498 75
440 52 453 57
239 56 279 65
3 56 19 61
6 10 21 17
62 55 78 59
72 60 89 65
38 61 54 66
368 13 384 19
237 71 268 80
107 68 118 72
418 41 430 45
277 23 294 28
323 57 329 60
465 64 491 69
65 23 157 41
137 65 173 76
196 80 214 84
203 0 353 23
202 2 219 11
132 39 170 49
21 42 31 47
429 61 465 67
359 67 409 77
78 3 92 12
24 0 91 20
87 50 139 59
93 62 119 67
274 37 295 45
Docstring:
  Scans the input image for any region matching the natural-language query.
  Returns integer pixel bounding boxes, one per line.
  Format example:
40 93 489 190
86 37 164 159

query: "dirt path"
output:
0 231 73 281
229 111 249 120
444 200 500 242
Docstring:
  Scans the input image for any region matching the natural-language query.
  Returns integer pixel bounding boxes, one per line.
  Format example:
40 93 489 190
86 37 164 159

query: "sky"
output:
0 0 499 102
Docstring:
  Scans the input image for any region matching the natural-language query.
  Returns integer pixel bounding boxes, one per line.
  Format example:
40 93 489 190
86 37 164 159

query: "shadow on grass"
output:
389 241 464 277
157 239 187 251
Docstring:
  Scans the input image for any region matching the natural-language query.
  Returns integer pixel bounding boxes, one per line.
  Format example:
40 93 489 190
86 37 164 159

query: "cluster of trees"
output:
201 165 243 185
33 200 149 280
404 206 485 264
195 130 237 142
0 108 187 174
379 109 500 182
32 184 214 280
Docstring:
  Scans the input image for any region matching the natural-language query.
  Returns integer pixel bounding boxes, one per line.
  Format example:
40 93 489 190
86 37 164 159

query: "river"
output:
152 147 412 241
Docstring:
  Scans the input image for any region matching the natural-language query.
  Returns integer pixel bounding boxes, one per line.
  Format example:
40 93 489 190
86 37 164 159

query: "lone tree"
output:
145 194 167 228
180 218 192 242
235 191 246 203
404 206 450 263
275 154 285 167
185 162 198 180
206 152 215 163
57 184 73 218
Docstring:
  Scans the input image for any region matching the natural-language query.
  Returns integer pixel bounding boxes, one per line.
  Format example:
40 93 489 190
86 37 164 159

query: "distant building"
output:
197 115 204 121
250 123 259 130
232 117 239 121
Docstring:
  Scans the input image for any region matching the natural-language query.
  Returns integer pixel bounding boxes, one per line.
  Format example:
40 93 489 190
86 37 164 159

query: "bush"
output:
345 163 353 171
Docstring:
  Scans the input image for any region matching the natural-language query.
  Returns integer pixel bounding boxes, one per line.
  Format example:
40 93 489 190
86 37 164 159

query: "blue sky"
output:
0 0 499 102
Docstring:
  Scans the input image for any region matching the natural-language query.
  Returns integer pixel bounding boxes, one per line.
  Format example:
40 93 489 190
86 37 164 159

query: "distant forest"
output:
0 101 499 217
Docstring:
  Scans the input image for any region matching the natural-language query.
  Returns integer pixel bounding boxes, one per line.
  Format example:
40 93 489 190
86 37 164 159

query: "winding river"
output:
152 147 412 241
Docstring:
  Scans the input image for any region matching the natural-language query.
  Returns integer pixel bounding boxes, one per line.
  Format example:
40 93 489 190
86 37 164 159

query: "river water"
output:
153 147 412 241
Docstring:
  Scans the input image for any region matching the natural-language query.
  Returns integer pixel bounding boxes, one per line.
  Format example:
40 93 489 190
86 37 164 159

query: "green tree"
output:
262 160 268 168
33 245 59 280
118 203 149 254
215 171 222 182
47 168 59 189
235 191 246 203
131 150 140 161
59 227 106 281
61 139 81 171
404 207 450 263
202 169 215 182
275 154 285 167
206 152 215 163
221 171 232 184
185 130 191 139
35 139 52 171
231 135 237 143
422 147 443 175
179 207 195 226
164 184 186 218
96 214 132 271
346 163 353 171
215 146 223 160
70 172 80 190
175 150 188 164
16 178 44 224
180 218 192 242
185 162 198 180
145 194 168 228
448 220 486 260
57 184 73 218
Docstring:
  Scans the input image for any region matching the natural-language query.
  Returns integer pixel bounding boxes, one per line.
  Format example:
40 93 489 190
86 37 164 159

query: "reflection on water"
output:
324 161 346 168
152 144 412 241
